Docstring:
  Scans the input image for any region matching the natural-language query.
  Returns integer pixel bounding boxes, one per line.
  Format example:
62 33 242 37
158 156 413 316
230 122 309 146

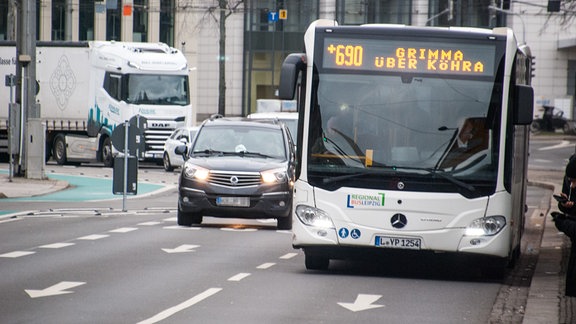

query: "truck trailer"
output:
0 40 192 166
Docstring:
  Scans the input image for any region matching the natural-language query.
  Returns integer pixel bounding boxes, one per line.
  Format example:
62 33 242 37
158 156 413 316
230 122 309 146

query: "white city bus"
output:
278 19 534 276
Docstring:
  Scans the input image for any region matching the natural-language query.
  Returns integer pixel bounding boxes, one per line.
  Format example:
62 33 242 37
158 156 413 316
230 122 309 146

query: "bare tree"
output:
207 1 244 116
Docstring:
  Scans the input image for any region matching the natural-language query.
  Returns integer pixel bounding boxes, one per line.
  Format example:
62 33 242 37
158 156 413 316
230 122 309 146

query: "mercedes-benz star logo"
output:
391 213 407 229
229 176 239 185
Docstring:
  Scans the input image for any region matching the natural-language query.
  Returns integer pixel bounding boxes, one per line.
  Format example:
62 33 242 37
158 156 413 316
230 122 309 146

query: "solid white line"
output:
137 288 222 324
228 273 251 282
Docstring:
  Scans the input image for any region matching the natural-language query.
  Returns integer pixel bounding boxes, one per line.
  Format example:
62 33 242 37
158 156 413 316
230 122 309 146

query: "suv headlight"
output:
296 205 334 229
261 168 287 184
465 216 506 236
183 164 210 181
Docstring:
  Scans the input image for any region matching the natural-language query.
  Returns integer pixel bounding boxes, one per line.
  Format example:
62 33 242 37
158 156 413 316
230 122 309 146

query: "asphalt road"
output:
0 135 570 324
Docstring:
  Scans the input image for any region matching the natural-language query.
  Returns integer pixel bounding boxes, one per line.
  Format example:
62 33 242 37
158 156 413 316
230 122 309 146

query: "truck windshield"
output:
307 72 502 196
125 74 189 106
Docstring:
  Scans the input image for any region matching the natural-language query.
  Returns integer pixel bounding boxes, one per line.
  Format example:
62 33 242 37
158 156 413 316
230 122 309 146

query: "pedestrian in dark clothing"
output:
552 155 576 297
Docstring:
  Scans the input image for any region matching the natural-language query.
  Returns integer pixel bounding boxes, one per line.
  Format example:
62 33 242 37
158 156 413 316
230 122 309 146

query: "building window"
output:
160 0 175 46
336 0 412 25
107 0 122 41
0 1 8 40
243 0 319 114
133 0 148 42
79 0 95 40
429 0 492 27
52 0 66 40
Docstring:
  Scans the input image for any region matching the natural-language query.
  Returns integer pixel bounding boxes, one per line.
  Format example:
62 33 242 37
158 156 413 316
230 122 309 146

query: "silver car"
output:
163 126 199 171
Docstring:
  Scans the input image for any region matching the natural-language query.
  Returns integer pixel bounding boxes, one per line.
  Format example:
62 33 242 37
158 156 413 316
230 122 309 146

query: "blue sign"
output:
338 228 349 239
268 12 278 22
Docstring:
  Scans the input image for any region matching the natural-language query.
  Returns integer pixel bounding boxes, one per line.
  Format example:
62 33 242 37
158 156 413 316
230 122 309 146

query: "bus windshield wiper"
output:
398 166 476 193
322 172 375 184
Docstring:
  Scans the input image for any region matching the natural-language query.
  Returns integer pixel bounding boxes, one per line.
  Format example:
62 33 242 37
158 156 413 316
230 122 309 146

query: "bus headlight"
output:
295 205 334 229
465 216 506 236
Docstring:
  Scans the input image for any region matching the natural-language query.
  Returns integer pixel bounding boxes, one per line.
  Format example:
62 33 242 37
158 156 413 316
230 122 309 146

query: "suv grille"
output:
209 171 262 187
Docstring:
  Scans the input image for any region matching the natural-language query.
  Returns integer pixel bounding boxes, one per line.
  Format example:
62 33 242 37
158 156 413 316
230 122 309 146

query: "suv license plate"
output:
216 197 250 207
375 236 421 250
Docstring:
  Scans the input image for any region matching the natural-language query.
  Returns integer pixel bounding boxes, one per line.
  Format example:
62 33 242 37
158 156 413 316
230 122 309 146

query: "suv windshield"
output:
192 125 286 160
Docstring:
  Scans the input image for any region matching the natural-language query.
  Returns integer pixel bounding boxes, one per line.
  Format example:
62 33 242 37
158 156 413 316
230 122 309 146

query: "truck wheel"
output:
102 137 114 167
53 135 67 165
530 121 541 134
163 152 174 172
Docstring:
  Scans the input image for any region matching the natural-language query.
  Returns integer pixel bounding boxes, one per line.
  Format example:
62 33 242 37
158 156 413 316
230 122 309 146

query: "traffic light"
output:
531 56 536 79
548 0 561 12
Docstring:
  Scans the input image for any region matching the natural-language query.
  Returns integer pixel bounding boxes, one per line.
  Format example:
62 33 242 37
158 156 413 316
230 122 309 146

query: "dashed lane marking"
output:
228 273 251 282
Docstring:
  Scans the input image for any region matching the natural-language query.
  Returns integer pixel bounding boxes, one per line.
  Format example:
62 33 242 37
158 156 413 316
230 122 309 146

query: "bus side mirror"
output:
513 84 534 125
278 53 306 100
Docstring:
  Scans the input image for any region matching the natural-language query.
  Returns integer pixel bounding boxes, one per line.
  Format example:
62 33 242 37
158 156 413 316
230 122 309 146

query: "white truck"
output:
0 40 192 166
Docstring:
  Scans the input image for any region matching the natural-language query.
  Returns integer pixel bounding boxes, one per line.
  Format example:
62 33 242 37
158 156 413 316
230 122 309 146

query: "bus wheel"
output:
53 135 67 165
102 137 114 167
305 253 329 270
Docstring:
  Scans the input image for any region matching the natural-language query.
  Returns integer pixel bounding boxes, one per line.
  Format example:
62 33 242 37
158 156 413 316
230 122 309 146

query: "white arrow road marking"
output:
25 281 86 298
338 294 385 312
137 288 222 324
161 244 200 253
0 251 36 258
538 140 572 151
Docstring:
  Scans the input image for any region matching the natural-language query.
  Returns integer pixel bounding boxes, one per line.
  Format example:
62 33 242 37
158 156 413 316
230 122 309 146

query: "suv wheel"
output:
177 208 203 226
277 214 292 230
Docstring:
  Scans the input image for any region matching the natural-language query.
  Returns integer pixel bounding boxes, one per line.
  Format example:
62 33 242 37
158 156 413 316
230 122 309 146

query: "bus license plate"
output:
216 197 250 207
375 236 421 250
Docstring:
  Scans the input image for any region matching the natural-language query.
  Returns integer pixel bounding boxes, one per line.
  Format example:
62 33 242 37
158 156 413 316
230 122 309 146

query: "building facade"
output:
1 0 575 123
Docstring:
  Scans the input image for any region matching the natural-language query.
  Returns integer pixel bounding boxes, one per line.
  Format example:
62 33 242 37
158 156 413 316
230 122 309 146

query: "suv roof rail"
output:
209 114 224 121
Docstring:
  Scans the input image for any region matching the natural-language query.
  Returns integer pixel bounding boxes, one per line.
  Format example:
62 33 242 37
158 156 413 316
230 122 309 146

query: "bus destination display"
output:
322 37 496 76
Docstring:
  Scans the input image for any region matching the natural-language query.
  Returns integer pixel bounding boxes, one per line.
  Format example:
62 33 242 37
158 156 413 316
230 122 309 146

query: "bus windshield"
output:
308 72 503 195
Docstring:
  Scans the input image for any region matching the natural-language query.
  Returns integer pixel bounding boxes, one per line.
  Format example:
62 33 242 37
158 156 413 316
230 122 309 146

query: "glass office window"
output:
160 0 175 46
336 0 412 25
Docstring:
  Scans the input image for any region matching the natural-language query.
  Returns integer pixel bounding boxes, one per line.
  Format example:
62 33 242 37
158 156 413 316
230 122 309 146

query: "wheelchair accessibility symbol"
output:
351 229 361 239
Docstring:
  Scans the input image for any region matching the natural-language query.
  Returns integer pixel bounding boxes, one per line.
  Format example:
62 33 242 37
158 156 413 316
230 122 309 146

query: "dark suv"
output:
176 115 296 230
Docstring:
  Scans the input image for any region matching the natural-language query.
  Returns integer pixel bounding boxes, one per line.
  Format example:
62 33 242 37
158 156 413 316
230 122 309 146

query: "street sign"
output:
111 122 145 155
279 9 287 20
268 12 278 22
113 156 137 195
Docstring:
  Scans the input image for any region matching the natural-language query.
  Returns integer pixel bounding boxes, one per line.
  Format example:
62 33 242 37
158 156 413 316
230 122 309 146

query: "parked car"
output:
176 115 296 230
163 126 199 171
247 112 299 139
